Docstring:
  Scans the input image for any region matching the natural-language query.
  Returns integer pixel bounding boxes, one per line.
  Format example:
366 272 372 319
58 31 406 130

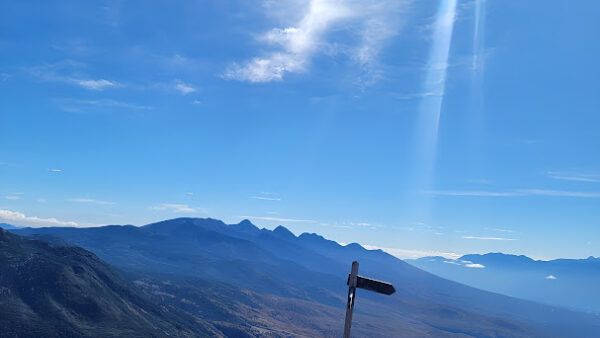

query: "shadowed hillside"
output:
0 228 215 337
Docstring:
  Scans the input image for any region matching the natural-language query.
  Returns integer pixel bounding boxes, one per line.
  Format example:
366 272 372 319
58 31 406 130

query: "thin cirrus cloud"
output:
48 168 62 172
517 189 600 198
547 172 600 183
250 196 281 201
223 0 406 83
426 189 600 198
494 228 516 233
463 236 516 241
425 190 519 197
69 198 115 205
250 192 281 201
27 61 118 90
55 98 152 112
0 209 78 227
152 203 204 213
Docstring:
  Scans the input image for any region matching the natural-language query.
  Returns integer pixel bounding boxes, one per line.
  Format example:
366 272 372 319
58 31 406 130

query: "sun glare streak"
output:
472 0 486 71
467 0 487 170
409 0 457 220
413 0 458 186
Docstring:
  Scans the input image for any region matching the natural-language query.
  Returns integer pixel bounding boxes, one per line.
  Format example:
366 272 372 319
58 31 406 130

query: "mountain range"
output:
3 218 600 337
407 253 600 313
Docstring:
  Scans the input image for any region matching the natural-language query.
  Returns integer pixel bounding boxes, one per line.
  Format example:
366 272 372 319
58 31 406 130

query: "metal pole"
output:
343 261 359 338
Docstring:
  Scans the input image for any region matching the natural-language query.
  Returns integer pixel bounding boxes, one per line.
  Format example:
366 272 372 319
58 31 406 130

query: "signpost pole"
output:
343 261 359 338
342 261 395 337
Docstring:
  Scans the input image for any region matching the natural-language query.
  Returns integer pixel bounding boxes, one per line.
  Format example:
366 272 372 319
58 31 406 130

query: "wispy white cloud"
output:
465 263 485 268
0 209 78 227
333 224 353 229
440 258 485 268
5 196 20 200
494 228 516 233
427 189 600 198
27 61 118 90
48 168 62 172
69 198 115 205
425 190 519 197
362 244 461 260
76 79 116 90
545 275 557 280
260 191 279 195
547 172 600 183
152 203 204 213
517 189 600 198
55 98 152 112
463 236 516 241
224 0 406 83
250 192 281 201
320 220 382 229
240 215 316 223
175 82 196 95
37 199 46 203
443 260 461 265
250 196 282 201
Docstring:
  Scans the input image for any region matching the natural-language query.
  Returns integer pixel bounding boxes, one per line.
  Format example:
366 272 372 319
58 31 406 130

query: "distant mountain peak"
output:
272 225 296 239
345 242 365 251
297 232 341 250
460 252 535 264
229 219 260 235
143 217 228 234
298 232 325 240
237 219 255 227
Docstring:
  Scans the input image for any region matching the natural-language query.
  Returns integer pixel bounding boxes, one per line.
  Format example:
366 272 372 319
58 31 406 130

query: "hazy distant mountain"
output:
0 223 21 230
408 253 600 313
11 218 600 337
0 228 213 337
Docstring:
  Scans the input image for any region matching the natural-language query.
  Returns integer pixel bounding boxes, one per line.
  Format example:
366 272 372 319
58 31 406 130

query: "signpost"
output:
343 261 395 338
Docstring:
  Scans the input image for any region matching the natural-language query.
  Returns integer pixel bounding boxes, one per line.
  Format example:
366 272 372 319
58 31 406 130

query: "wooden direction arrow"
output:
343 261 395 338
352 275 396 295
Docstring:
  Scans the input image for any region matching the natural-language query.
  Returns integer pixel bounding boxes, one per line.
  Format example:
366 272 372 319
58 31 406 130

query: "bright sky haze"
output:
1 0 599 260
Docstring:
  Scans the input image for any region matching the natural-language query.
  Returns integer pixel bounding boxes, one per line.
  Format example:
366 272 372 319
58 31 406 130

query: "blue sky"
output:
1 0 599 260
